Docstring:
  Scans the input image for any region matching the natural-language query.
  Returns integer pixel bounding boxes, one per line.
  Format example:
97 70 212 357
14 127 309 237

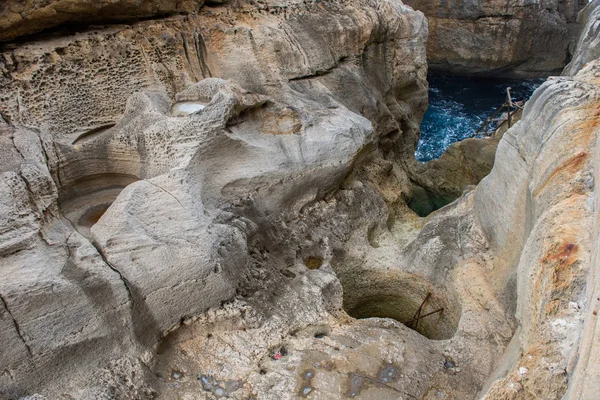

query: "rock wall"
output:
563 0 600 76
403 0 587 77
0 0 206 42
474 65 599 398
406 137 499 216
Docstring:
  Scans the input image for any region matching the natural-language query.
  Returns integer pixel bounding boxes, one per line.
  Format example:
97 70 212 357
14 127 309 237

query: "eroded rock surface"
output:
406 137 499 216
475 64 599 399
0 0 432 397
404 0 587 77
1 0 600 399
0 0 205 42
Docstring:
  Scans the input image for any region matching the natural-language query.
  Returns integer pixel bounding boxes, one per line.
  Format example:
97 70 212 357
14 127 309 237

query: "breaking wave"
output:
415 74 543 162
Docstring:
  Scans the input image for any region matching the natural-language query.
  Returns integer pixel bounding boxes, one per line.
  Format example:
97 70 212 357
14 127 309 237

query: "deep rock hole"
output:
59 173 139 239
340 270 461 340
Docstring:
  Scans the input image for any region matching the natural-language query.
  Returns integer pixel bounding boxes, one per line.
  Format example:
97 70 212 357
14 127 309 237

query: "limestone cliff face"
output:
403 0 587 77
473 65 599 399
0 0 206 42
564 0 600 76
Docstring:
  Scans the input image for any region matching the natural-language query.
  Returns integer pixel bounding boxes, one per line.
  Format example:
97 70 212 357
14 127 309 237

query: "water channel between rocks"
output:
416 74 544 162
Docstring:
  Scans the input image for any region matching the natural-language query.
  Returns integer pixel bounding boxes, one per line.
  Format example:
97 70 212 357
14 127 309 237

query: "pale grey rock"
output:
476 60 600 399
87 75 374 336
563 0 600 76
2 0 600 399
0 0 430 397
0 121 138 398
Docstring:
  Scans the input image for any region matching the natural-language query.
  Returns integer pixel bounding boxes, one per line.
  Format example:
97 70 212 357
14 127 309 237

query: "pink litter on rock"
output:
273 352 283 360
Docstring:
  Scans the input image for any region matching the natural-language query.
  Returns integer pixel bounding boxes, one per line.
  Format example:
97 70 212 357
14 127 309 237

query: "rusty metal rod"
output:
415 293 430 330
476 102 508 136
507 87 513 129
410 292 431 329
403 308 444 326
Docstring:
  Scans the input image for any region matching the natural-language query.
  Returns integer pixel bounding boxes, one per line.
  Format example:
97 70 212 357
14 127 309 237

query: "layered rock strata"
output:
0 0 205 42
403 0 587 77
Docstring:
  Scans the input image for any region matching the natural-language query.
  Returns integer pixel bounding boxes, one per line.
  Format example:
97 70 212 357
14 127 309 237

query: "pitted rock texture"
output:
0 0 205 42
0 0 428 142
404 0 587 77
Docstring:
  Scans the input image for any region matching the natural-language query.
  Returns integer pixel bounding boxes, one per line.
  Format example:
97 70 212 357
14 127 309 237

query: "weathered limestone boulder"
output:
0 0 430 397
89 78 374 336
406 137 499 216
0 120 139 399
563 0 600 76
0 0 205 42
403 0 587 77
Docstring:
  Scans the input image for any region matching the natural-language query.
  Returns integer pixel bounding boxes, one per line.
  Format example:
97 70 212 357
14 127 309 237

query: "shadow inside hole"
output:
341 270 461 340
59 173 139 239
77 202 112 227
407 183 456 217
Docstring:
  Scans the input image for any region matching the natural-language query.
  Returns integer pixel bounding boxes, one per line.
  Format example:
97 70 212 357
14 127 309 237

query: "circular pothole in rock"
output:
305 257 323 270
340 270 461 340
171 101 208 116
59 173 139 239
77 202 112 228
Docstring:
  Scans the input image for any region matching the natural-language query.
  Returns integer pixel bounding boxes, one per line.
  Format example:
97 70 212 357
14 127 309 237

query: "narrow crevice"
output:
90 241 134 308
194 31 213 79
9 134 26 162
288 55 349 82
180 32 201 82
144 181 185 209
71 123 116 145
0 293 33 356
49 141 65 190
289 68 335 81
87 240 161 346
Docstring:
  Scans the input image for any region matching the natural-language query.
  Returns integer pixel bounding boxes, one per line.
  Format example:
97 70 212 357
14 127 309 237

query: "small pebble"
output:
172 371 182 380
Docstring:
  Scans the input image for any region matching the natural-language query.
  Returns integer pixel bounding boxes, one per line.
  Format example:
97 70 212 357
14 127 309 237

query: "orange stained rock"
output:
542 241 579 292
533 152 589 197
542 242 579 266
575 102 600 135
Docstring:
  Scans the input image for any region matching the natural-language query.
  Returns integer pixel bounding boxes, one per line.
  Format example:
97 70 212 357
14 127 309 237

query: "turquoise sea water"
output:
415 74 544 162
